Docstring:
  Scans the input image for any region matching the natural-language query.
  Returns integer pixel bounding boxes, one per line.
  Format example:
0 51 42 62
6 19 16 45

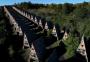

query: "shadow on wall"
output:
0 35 26 62
47 41 66 62
0 15 26 62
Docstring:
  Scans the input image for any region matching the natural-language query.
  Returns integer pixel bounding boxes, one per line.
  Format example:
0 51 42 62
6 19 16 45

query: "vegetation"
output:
63 34 79 59
16 2 90 37
15 2 90 60
0 1 89 62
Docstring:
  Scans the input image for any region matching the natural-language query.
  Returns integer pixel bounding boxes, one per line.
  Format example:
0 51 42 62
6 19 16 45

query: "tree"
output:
62 3 74 14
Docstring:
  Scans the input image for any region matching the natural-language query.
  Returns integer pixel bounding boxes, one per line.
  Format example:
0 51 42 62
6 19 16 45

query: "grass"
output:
46 33 79 60
62 34 79 59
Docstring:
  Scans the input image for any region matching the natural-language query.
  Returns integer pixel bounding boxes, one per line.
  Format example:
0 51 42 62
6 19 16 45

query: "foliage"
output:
1 1 90 62
63 34 79 59
16 2 90 60
28 2 90 37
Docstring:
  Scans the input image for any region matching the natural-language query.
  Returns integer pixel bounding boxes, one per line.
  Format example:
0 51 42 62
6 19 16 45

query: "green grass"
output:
62 34 79 59
46 34 79 59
